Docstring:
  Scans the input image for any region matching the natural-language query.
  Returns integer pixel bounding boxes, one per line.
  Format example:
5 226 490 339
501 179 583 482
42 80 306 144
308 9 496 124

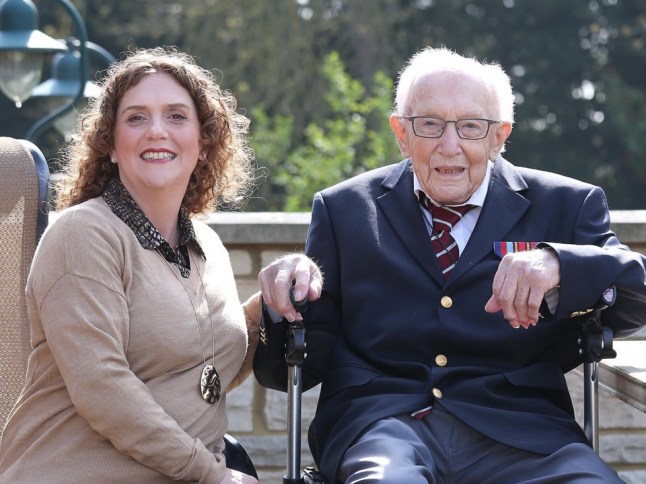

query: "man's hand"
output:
258 253 323 322
484 248 560 329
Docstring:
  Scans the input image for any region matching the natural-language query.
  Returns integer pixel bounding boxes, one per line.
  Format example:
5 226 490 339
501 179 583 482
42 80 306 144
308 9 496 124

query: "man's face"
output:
390 71 511 205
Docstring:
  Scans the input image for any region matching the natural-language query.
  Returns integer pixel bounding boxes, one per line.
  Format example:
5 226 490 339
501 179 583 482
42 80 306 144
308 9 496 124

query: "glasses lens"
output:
413 117 444 137
456 119 489 139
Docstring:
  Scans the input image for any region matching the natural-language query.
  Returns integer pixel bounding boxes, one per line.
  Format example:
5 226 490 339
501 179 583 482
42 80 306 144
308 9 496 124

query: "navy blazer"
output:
274 157 646 481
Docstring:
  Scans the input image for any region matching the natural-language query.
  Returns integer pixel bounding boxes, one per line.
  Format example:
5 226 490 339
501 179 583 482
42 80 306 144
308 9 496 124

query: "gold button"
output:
432 388 443 399
435 354 448 367
440 296 453 308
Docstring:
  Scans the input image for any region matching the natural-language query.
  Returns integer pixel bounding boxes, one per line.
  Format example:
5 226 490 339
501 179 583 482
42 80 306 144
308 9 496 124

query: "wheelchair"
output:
255 287 617 484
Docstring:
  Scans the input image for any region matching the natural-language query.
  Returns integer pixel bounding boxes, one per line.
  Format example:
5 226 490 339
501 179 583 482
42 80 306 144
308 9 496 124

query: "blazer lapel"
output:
376 157 532 285
377 160 446 284
451 157 531 282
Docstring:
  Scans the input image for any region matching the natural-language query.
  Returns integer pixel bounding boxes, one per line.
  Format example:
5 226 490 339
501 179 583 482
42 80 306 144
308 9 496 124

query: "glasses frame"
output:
401 116 501 140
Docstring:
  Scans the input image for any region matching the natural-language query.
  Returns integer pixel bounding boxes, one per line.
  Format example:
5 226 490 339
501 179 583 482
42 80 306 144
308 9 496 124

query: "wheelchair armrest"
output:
578 286 618 363
223 433 258 479
578 313 617 363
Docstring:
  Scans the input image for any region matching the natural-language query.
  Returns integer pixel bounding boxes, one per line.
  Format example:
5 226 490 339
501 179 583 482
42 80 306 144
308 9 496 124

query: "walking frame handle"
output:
284 286 308 484
579 286 618 453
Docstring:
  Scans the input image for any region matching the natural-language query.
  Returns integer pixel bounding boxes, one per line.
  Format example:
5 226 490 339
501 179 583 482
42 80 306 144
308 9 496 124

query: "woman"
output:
0 47 260 483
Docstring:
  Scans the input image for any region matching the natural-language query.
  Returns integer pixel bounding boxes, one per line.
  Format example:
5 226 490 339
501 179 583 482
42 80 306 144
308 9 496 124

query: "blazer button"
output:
440 296 453 308
432 388 443 399
435 354 448 367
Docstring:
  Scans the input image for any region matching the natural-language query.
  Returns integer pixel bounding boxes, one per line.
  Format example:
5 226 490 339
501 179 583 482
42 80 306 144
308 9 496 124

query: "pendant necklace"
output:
159 248 221 404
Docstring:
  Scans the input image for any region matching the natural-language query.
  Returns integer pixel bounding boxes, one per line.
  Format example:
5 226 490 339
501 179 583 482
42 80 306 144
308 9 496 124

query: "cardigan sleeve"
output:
225 291 262 393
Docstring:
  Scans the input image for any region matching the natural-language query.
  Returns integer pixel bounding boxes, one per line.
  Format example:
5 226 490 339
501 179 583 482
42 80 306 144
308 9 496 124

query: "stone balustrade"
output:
214 211 646 482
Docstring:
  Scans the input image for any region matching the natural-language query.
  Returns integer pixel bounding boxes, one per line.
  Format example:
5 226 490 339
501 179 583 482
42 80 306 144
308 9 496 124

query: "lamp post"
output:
29 39 102 137
0 0 113 144
0 0 66 107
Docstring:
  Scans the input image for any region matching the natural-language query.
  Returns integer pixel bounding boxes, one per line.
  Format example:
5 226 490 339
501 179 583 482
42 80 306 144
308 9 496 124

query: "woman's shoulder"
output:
192 216 223 245
29 198 128 297
192 216 234 264
38 198 128 264
50 197 118 232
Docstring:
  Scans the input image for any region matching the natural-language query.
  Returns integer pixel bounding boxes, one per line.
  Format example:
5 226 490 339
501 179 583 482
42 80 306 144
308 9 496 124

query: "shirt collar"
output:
102 178 203 256
413 159 493 208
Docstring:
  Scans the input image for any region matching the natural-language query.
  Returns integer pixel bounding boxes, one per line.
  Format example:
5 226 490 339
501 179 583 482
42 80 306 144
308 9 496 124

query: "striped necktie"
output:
419 194 475 279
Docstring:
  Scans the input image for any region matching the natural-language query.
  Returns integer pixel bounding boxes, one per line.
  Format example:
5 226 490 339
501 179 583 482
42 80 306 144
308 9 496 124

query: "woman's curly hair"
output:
56 46 254 215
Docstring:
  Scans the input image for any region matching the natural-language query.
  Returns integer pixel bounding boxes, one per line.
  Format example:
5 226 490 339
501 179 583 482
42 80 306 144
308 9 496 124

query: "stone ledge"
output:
618 470 646 484
205 212 311 244
609 210 646 242
599 340 646 414
49 210 646 248
203 210 646 247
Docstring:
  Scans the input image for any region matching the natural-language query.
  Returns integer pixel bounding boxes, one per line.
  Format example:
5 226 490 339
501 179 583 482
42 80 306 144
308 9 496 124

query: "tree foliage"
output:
1 0 645 210
250 52 400 210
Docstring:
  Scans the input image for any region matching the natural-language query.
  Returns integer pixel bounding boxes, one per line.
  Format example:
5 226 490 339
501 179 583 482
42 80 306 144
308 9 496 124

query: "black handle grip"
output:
290 285 308 314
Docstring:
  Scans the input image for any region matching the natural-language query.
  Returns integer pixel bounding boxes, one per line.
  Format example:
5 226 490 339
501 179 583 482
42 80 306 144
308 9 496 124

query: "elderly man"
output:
257 47 646 483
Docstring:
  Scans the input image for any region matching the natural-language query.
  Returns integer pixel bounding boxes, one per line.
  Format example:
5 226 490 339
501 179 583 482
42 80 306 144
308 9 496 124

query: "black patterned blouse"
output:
103 179 204 278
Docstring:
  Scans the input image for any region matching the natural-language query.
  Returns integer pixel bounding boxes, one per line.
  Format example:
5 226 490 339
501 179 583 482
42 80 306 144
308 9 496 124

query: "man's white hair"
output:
393 46 515 124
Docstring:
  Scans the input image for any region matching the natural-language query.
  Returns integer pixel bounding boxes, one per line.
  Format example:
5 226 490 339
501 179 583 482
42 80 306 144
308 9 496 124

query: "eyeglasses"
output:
401 116 501 140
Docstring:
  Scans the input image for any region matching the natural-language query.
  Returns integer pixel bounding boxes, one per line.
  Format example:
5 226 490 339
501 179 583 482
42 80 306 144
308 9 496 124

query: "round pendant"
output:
200 364 221 404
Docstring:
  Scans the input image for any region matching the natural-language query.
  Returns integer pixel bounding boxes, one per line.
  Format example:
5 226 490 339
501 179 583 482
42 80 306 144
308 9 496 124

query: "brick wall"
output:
213 211 646 483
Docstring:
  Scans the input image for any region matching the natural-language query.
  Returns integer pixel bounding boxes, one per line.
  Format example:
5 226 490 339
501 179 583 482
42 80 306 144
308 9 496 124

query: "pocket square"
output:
493 241 539 258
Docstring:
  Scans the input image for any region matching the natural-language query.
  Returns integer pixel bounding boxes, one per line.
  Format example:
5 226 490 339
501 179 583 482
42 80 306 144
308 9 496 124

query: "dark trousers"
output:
337 405 624 483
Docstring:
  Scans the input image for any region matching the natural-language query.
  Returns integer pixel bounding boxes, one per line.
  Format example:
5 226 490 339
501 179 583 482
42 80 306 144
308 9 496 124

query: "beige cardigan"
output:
0 198 261 483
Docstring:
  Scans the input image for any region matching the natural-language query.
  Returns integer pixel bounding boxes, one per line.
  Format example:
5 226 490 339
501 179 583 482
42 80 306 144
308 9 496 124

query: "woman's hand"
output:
220 468 259 483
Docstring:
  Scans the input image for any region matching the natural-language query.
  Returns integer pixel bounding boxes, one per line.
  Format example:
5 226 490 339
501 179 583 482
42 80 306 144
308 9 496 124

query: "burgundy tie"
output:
419 194 475 279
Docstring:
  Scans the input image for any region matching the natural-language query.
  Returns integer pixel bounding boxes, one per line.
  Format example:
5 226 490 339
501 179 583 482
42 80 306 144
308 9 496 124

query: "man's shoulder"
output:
320 159 410 197
498 158 597 193
519 166 594 188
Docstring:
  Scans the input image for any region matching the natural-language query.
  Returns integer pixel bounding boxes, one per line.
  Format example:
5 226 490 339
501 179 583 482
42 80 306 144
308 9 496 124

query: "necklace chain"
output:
193 252 216 368
157 247 221 404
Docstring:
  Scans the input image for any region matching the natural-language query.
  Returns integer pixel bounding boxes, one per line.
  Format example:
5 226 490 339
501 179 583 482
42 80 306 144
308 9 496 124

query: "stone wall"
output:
212 211 646 483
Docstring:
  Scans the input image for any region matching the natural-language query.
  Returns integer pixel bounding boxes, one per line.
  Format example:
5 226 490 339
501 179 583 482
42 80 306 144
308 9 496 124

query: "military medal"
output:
493 241 539 258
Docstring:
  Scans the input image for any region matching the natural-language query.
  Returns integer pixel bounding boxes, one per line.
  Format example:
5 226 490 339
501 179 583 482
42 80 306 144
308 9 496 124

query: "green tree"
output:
249 52 400 211
3 0 645 209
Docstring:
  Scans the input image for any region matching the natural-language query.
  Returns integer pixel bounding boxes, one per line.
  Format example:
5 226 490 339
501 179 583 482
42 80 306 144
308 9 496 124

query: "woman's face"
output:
111 72 201 206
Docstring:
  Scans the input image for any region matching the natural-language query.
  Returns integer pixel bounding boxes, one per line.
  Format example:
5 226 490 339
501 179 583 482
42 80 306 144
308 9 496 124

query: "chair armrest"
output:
223 433 258 479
